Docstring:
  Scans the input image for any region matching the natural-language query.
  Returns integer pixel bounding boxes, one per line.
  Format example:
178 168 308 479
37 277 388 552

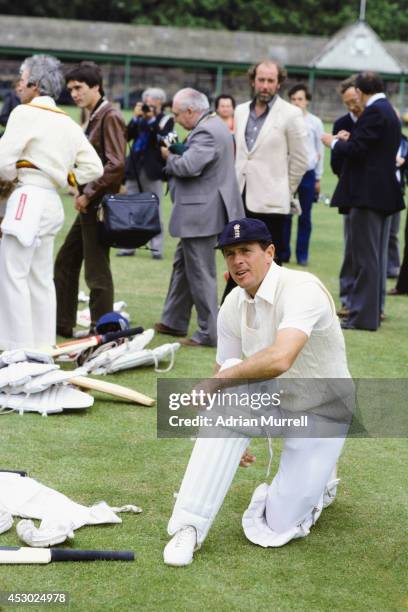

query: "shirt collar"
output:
31 95 56 108
237 261 282 307
349 111 358 122
366 93 386 107
249 96 276 114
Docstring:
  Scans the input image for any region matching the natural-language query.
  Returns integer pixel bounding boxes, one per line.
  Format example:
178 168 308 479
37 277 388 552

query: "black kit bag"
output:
97 191 161 249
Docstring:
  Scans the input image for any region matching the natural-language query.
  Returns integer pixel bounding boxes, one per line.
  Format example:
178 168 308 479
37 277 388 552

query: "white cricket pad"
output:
0 362 58 390
84 335 180 375
0 349 54 368
82 329 154 372
0 385 94 415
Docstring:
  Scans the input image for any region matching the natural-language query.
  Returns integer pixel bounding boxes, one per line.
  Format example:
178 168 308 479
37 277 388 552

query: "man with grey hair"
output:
0 55 103 350
117 87 174 258
155 87 244 347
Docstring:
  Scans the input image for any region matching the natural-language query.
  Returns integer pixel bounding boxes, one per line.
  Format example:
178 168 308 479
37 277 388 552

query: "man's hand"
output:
133 102 144 117
321 133 336 148
161 146 170 161
315 180 321 196
240 448 256 468
75 194 90 214
337 130 350 141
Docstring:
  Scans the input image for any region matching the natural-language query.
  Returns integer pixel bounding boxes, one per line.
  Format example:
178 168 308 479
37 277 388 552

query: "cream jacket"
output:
0 96 103 190
235 96 308 214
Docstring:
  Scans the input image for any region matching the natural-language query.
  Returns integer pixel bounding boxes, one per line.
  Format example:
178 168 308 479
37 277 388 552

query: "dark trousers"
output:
282 170 316 264
54 208 114 330
396 210 408 293
339 214 354 308
243 204 285 266
348 208 389 330
387 211 401 276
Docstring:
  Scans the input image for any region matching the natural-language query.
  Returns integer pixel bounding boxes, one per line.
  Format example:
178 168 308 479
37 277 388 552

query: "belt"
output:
16 160 77 187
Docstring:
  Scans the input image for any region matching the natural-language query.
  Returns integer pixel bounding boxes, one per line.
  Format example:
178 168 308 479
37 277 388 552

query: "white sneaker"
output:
163 526 197 566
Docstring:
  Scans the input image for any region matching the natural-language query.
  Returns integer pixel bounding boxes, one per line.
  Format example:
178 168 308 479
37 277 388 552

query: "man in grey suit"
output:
155 88 244 347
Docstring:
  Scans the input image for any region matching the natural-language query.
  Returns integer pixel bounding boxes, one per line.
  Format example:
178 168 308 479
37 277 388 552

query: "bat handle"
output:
102 326 144 343
50 549 135 562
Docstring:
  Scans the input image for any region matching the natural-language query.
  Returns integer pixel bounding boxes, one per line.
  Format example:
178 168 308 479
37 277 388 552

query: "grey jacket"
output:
165 113 244 238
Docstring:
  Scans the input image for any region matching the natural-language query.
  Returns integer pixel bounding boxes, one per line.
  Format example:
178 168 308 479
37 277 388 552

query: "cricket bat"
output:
0 546 134 564
48 326 144 358
70 376 155 407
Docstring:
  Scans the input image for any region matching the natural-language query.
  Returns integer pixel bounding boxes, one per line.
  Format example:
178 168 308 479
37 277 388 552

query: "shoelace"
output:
174 526 196 548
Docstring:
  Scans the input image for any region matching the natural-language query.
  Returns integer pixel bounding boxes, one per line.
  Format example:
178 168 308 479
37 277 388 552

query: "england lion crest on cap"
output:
233 224 240 238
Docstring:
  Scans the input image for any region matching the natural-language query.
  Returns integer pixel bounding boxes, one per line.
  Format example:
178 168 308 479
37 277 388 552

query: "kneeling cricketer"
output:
163 218 351 566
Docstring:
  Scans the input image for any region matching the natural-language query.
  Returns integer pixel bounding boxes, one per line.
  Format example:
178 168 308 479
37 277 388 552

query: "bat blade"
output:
70 376 155 407
0 547 134 563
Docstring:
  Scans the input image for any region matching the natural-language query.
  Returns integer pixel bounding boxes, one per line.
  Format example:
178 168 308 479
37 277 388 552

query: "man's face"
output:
145 96 162 115
67 80 101 111
252 63 280 104
223 242 275 297
216 98 234 119
342 87 363 115
18 68 38 104
290 89 308 112
172 98 197 130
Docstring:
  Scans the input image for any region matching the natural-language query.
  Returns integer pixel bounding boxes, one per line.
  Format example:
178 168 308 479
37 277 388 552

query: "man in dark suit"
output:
155 88 244 347
322 72 405 331
330 77 364 316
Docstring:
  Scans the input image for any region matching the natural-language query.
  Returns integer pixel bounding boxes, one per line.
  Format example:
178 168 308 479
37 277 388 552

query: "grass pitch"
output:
1 142 407 612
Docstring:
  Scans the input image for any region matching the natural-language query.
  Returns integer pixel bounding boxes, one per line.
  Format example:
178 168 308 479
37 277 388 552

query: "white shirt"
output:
304 112 324 179
0 96 103 189
216 262 332 365
366 92 386 107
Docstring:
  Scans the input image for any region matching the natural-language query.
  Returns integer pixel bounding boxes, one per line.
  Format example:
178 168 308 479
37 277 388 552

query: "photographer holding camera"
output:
117 87 174 258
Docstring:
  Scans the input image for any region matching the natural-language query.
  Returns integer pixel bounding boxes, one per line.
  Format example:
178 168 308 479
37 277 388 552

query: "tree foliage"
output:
1 0 408 41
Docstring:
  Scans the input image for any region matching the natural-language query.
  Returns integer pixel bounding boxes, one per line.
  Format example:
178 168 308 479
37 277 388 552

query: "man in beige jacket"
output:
235 60 308 264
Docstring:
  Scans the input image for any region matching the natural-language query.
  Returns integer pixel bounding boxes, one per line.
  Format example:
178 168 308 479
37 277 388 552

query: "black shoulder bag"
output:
96 111 161 249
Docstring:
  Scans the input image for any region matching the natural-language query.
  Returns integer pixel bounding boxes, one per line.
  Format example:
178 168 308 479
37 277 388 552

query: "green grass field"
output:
1 129 408 611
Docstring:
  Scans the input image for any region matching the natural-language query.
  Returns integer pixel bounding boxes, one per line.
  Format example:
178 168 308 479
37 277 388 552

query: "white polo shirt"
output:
216 262 333 366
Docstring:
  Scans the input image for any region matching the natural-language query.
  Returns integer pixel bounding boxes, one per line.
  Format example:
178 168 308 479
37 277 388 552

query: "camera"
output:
141 103 151 113
157 132 179 148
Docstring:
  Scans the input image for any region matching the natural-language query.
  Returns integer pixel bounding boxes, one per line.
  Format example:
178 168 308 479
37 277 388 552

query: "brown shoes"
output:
179 338 203 347
179 338 216 347
154 322 187 337
336 307 350 318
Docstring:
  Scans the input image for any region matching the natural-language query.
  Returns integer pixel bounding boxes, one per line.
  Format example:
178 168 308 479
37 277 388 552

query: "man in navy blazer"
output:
330 78 364 316
322 72 405 331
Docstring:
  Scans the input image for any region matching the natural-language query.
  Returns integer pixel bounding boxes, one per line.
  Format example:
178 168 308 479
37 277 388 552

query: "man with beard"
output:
234 60 308 264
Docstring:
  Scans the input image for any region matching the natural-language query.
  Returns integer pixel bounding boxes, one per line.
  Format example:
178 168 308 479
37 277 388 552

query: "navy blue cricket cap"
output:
215 218 273 249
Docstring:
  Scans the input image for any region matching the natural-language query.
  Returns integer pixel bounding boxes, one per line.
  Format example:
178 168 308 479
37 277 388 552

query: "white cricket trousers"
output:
0 188 64 350
167 432 345 545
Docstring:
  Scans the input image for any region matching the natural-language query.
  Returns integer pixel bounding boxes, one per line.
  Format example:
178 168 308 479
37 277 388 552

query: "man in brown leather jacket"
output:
54 62 126 337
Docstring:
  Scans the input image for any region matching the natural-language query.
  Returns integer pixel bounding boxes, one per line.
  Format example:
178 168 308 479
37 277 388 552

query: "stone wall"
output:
0 57 404 122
